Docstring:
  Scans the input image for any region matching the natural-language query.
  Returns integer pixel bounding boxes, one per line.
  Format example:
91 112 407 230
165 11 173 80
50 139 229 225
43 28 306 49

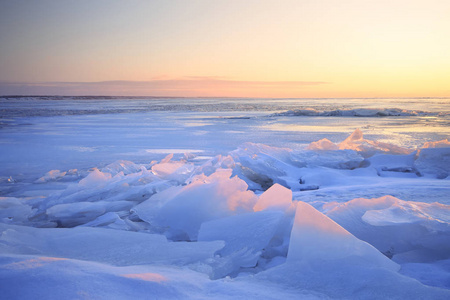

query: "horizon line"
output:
2 95 449 100
1 79 449 99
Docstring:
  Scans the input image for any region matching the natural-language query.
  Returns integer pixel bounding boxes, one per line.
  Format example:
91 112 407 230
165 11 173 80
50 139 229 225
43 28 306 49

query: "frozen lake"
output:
1 97 449 180
1 97 450 299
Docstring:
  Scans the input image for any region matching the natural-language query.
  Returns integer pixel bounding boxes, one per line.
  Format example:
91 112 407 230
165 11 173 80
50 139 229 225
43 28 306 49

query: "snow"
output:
1 97 450 299
399 259 450 289
0 254 324 300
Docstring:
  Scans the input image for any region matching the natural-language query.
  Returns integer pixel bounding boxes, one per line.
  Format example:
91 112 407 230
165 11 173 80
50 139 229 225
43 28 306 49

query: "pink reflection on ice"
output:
3 257 67 270
121 273 168 283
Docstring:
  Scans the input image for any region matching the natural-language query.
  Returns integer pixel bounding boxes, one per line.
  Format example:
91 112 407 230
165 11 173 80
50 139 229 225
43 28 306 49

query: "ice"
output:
307 129 412 156
274 107 426 117
256 255 450 299
133 169 257 240
101 160 144 176
253 183 293 212
307 138 339 150
43 166 170 208
81 212 129 230
368 152 418 177
151 153 195 182
233 143 293 161
233 142 364 173
0 254 323 300
362 201 450 227
46 200 134 227
0 197 34 224
294 166 378 193
287 201 399 271
18 165 175 228
193 247 263 280
290 149 364 169
197 211 285 278
198 211 283 256
326 196 450 263
78 168 112 188
193 154 236 177
422 139 450 149
254 201 450 299
1 97 450 298
231 143 302 190
414 147 450 178
399 259 450 289
231 144 292 180
338 129 412 156
0 254 196 299
0 224 224 266
231 165 274 191
35 170 67 183
304 130 417 169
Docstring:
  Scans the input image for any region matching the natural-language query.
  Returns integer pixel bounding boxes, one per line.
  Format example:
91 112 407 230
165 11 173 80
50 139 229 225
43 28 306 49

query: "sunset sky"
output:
1 0 449 97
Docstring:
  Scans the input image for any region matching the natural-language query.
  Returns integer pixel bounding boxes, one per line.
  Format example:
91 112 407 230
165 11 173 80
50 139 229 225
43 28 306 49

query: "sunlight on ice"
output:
3 257 67 270
288 201 399 271
121 272 168 283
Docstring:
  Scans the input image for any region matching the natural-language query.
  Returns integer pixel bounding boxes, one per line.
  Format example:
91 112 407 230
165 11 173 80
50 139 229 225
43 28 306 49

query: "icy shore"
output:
1 129 449 299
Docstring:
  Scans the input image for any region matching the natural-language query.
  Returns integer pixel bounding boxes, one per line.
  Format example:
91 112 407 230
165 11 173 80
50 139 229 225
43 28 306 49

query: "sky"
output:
1 0 449 98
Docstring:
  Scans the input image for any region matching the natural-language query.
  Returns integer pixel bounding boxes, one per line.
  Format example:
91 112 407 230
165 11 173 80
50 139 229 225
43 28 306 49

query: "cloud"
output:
0 78 330 97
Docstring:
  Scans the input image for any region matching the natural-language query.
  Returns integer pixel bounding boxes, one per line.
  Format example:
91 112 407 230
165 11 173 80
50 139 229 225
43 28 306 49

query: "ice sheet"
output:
1 97 449 298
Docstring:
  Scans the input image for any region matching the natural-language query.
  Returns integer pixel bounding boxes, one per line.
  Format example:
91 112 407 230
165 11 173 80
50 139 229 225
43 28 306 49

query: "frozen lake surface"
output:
1 97 450 299
1 97 449 179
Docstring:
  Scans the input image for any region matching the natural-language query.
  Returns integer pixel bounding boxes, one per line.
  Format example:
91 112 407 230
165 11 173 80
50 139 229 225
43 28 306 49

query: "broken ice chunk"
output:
253 183 292 212
287 201 399 271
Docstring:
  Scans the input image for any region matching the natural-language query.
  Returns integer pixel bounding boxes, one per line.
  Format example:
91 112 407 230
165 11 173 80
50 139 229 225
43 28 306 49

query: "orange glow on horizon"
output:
1 1 449 97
